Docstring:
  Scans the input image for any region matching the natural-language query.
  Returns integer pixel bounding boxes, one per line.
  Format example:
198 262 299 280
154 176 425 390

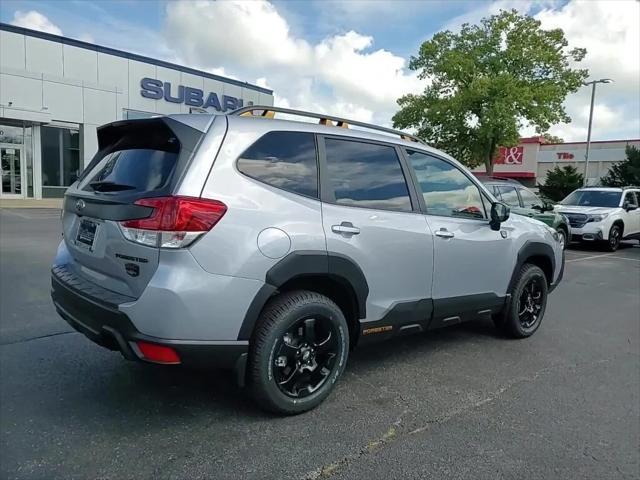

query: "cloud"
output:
534 0 640 141
10 10 62 35
164 0 421 126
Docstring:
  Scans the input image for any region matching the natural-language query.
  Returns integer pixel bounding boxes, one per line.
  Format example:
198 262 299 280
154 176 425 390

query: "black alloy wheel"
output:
517 276 544 330
248 290 349 415
273 316 339 398
493 263 548 338
606 225 621 251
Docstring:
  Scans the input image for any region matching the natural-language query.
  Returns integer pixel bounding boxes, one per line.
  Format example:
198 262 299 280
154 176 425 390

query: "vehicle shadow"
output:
85 318 504 418
567 240 638 252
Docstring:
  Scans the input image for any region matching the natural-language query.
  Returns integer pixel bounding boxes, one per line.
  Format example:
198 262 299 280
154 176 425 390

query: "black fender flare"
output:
507 241 556 294
237 250 369 340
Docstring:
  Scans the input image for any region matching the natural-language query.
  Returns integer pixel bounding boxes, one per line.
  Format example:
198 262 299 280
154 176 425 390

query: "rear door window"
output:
519 187 543 209
237 131 318 198
323 138 412 212
496 186 521 207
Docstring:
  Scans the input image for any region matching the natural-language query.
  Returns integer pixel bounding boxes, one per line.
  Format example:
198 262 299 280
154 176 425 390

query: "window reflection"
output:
237 131 318 198
407 150 485 219
325 138 412 212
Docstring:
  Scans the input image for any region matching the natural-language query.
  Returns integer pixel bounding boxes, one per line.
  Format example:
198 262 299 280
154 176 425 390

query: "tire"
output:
247 290 349 415
603 224 622 252
494 264 548 338
556 227 568 250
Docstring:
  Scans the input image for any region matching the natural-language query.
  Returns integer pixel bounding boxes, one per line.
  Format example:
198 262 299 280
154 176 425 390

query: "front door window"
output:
1 146 22 197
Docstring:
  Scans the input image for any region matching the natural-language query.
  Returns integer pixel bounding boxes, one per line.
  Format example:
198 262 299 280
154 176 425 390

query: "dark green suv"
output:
479 177 571 249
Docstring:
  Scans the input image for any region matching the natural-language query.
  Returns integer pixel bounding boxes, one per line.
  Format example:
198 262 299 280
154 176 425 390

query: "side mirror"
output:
490 202 510 231
625 203 638 211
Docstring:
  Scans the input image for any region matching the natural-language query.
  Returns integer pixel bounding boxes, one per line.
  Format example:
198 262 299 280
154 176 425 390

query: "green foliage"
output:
538 165 584 202
393 9 587 173
600 145 640 187
542 133 564 144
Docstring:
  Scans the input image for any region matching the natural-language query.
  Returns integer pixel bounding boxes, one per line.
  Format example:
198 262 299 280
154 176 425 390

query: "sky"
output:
1 0 639 142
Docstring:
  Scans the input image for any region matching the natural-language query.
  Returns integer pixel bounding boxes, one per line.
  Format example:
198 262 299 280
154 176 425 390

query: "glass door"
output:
1 144 25 198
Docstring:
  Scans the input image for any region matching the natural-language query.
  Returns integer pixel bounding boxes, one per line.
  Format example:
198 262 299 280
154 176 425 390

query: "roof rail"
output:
230 105 426 145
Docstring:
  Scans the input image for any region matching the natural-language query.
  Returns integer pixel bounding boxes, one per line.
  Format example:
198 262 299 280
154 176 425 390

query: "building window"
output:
41 126 80 197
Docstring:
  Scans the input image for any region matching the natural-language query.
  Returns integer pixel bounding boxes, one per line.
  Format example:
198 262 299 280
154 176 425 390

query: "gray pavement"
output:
1 208 639 480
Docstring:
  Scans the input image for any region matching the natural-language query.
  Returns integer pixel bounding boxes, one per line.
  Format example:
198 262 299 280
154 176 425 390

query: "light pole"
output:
583 78 613 186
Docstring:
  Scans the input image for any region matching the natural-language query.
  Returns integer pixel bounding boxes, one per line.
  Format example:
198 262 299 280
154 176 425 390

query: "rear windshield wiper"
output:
89 181 137 192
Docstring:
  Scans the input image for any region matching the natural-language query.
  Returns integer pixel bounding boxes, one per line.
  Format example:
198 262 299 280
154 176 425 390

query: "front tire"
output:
556 227 568 250
494 264 548 338
603 224 622 251
248 290 349 415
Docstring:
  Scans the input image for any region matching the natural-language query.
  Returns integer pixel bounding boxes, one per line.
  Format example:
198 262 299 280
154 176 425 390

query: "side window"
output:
497 186 521 207
324 138 412 212
519 187 543 209
237 131 318 198
624 191 638 206
406 150 486 219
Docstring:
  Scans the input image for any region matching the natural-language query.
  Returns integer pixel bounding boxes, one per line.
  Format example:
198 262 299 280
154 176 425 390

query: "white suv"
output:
555 187 640 251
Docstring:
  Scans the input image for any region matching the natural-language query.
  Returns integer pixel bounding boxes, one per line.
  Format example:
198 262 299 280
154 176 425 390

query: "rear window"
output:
78 119 180 193
80 149 178 192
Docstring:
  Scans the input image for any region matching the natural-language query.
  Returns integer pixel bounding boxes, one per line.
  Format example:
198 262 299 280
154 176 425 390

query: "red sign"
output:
494 146 524 165
556 152 574 160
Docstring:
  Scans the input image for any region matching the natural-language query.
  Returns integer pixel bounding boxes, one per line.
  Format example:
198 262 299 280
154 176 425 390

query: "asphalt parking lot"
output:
1 208 638 480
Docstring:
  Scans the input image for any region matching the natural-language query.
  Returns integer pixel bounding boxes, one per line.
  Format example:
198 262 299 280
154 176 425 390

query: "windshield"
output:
560 190 621 208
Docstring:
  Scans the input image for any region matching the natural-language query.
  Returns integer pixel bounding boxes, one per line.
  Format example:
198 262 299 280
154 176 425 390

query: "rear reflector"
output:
136 341 181 364
119 196 227 248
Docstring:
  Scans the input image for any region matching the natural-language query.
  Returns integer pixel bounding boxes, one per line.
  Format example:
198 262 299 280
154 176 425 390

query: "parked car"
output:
555 186 640 251
51 107 564 414
478 177 571 249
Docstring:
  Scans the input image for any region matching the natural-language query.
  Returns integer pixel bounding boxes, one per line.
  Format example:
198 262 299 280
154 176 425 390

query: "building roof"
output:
0 22 273 95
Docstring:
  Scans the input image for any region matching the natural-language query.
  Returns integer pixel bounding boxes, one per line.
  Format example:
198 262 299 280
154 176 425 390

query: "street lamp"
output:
583 78 613 186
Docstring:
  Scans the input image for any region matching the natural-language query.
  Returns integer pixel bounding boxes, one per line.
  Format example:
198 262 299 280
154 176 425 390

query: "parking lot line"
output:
566 253 640 263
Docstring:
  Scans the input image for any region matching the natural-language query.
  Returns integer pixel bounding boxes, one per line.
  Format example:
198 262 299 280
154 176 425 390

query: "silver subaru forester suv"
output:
51 106 564 414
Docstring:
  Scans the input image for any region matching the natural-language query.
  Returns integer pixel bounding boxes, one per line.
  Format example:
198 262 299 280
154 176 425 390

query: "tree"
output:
538 165 584 202
393 9 587 174
542 133 564 144
600 145 640 187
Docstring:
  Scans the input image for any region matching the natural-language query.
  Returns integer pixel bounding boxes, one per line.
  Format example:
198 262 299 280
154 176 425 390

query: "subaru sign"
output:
140 77 252 112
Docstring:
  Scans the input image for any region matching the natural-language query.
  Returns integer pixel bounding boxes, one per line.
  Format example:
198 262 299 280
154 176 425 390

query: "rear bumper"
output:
51 269 248 371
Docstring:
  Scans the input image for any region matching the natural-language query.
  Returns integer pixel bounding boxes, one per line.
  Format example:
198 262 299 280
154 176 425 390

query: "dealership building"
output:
0 23 273 199
473 137 640 187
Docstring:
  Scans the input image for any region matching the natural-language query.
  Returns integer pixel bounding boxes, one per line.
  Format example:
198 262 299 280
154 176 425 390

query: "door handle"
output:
435 228 455 238
332 222 360 235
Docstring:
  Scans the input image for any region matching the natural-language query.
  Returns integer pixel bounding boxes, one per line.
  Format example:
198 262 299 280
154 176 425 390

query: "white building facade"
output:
473 137 639 187
0 23 273 199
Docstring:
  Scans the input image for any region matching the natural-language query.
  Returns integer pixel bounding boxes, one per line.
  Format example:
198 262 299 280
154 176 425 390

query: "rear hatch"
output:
61 116 210 299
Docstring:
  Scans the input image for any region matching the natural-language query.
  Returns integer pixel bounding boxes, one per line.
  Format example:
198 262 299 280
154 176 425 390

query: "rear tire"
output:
247 290 349 415
494 264 548 338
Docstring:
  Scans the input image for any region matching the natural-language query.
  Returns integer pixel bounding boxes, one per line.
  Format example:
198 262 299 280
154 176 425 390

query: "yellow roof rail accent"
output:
319 118 333 126
336 121 349 129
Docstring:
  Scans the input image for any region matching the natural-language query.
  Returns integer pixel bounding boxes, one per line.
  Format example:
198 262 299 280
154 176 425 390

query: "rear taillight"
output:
136 341 181 364
119 196 227 248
